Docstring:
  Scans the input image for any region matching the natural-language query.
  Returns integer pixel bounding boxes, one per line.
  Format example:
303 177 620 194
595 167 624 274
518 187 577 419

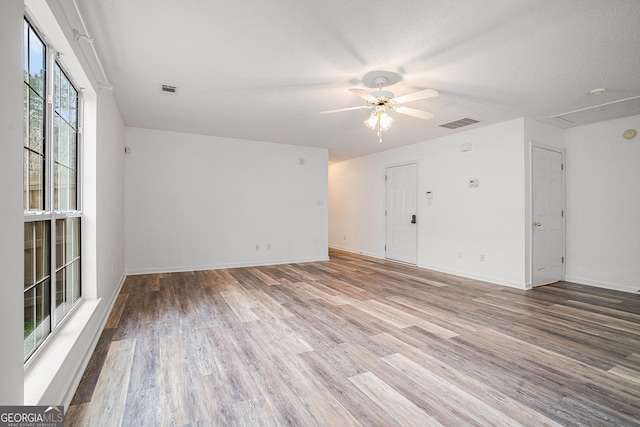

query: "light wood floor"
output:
67 249 640 426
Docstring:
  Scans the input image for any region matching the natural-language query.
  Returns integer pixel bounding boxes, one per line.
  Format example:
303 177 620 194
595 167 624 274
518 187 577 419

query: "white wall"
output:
0 0 27 405
125 128 329 274
96 93 126 299
330 118 528 288
564 115 640 293
525 119 566 151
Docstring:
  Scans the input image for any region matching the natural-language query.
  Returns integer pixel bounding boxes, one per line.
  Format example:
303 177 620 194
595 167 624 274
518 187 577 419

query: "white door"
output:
386 164 417 264
532 146 564 286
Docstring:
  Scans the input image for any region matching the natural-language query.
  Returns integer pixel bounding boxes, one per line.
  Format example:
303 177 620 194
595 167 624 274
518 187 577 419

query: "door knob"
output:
411 214 416 224
533 221 542 227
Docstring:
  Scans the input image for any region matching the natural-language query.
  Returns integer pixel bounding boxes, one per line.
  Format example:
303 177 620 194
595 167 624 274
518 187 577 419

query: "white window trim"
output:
23 16 85 365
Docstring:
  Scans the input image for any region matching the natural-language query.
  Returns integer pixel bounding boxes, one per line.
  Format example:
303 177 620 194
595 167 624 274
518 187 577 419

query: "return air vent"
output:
161 84 177 94
550 95 640 126
439 117 480 129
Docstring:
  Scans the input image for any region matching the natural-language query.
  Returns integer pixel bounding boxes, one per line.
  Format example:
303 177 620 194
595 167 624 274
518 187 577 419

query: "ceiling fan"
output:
321 74 439 143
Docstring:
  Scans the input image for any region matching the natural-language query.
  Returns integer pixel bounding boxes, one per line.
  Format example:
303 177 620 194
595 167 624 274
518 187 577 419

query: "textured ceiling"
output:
59 0 640 161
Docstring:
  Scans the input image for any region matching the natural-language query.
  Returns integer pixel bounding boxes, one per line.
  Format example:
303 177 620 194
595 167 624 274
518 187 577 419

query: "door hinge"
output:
385 210 387 216
385 175 387 181
561 210 564 217
562 256 565 263
561 163 564 171
384 245 387 251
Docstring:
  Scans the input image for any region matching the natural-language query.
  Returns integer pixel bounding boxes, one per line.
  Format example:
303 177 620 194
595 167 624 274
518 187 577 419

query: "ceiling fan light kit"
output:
322 71 439 143
365 106 393 130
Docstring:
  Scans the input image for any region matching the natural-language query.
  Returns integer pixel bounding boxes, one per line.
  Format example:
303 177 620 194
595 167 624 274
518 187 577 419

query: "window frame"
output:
23 16 84 364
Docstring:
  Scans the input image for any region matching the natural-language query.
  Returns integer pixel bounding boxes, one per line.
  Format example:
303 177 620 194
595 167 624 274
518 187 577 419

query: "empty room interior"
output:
2 0 640 425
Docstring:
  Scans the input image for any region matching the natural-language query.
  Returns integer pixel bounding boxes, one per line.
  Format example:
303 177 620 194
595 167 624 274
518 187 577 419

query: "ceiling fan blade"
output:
349 88 379 103
320 105 372 115
392 89 439 104
395 106 434 120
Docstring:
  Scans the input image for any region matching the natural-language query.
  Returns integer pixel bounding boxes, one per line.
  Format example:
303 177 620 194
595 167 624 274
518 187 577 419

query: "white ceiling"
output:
66 0 640 161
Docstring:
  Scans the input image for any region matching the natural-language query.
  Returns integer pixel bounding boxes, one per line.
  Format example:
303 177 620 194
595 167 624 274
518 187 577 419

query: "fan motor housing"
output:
371 91 394 103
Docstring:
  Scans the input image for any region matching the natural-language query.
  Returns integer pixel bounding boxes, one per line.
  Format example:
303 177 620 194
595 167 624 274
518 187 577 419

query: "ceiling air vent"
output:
161 84 177 94
439 117 480 129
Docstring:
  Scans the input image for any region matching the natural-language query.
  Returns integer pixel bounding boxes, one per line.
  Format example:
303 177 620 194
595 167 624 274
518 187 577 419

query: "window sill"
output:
24 297 102 406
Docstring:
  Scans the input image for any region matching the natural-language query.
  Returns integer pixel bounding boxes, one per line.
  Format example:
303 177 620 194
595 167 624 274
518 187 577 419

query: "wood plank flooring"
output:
67 249 640 426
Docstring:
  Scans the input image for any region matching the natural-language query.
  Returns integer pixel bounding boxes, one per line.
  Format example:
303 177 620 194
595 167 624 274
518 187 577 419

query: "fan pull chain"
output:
377 80 384 143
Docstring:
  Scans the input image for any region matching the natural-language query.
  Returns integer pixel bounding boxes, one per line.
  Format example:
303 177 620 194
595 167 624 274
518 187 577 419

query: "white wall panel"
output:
125 128 329 273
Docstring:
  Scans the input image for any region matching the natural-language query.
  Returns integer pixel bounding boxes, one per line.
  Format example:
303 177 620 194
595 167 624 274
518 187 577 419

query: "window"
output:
23 18 82 362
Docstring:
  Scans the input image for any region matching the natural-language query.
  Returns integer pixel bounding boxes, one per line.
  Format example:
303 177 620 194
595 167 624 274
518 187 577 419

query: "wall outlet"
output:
267 244 270 251
256 244 260 251
458 252 462 259
480 254 485 262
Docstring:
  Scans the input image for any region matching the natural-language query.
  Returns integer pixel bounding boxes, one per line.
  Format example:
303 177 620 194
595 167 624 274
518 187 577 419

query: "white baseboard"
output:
329 247 524 289
328 245 384 260
564 275 639 294
418 263 527 290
